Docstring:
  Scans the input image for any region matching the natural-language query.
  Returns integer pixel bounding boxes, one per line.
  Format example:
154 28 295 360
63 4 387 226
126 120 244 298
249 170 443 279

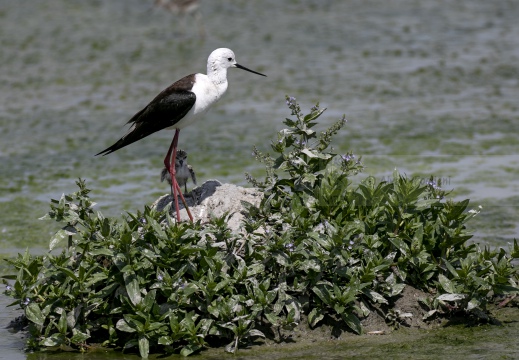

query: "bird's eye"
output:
227 57 233 61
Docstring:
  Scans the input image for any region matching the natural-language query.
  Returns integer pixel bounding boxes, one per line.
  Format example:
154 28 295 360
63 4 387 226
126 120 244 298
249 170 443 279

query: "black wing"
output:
96 75 197 156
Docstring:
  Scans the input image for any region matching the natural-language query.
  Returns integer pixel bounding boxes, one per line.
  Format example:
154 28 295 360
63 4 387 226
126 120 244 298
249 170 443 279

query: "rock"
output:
151 180 263 232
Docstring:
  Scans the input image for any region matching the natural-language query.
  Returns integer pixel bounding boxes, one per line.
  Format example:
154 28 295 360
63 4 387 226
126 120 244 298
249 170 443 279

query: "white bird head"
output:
208 48 266 77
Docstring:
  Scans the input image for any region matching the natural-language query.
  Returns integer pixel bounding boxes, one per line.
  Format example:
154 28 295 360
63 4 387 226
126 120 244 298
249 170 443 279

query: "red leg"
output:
163 129 193 222
175 179 194 221
163 130 181 222
163 129 180 172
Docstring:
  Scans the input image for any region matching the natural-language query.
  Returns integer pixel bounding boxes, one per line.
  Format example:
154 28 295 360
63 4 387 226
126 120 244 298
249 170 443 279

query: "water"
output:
1 0 519 358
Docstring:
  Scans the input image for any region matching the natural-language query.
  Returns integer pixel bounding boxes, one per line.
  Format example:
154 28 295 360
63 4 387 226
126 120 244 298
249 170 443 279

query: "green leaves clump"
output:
3 180 270 357
245 95 518 330
3 97 519 358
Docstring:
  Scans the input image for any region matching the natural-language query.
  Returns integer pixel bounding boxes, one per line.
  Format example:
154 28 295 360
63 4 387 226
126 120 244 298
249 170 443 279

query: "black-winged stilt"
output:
96 48 266 222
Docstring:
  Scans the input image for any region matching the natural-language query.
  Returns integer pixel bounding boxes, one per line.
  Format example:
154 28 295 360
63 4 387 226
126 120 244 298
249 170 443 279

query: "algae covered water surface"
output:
1 0 518 251
1 0 519 358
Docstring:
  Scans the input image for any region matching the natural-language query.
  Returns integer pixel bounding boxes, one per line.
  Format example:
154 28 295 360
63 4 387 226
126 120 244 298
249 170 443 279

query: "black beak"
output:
235 63 267 77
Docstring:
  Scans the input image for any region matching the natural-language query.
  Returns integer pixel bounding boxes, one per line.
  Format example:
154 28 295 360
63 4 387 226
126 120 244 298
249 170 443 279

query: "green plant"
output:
246 95 518 328
3 97 518 358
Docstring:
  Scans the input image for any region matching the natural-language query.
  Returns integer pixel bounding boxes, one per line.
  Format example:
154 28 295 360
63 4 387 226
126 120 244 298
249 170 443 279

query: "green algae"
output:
1 1 519 357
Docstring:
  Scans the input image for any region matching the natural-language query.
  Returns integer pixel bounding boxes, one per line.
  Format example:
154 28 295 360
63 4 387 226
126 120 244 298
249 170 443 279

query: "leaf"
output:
437 293 465 302
123 339 138 350
49 229 69 251
138 336 149 359
62 210 80 223
304 107 327 121
58 311 67 334
39 213 52 221
388 237 409 256
493 284 519 294
41 333 65 347
438 274 457 294
447 199 470 220
410 224 423 252
398 312 413 319
88 248 114 257
264 312 280 326
369 291 389 304
115 319 136 333
124 272 141 307
308 307 324 327
25 302 45 326
57 266 79 283
224 341 237 354
180 344 202 357
70 329 90 344
142 289 156 313
312 284 332 305
66 306 82 329
97 282 119 299
510 239 519 258
181 283 198 297
334 303 345 314
273 251 290 266
248 329 266 338
466 298 480 311
146 216 167 240
390 284 406 297
158 336 172 345
443 259 459 278
341 312 362 334
301 148 332 160
359 300 371 316
84 272 108 287
147 322 164 332
423 310 438 320
302 173 318 187
300 258 321 273
285 298 301 323
214 279 231 293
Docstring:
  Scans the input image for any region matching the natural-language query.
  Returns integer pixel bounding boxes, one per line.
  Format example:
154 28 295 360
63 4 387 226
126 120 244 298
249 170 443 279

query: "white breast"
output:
176 73 228 129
